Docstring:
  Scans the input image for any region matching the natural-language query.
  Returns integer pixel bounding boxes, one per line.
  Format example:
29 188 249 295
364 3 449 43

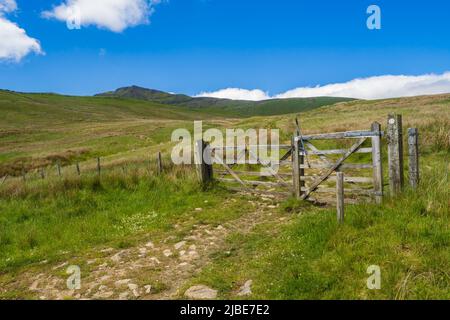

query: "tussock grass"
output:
187 154 449 300
0 164 248 272
1 91 449 299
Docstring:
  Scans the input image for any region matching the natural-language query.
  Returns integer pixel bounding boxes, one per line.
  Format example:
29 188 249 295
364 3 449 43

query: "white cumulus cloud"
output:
43 0 163 33
196 88 270 101
275 73 450 100
196 73 450 101
0 0 43 62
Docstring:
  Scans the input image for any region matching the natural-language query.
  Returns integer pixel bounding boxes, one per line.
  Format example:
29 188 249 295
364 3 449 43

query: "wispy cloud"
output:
196 72 450 101
43 0 163 33
0 0 43 62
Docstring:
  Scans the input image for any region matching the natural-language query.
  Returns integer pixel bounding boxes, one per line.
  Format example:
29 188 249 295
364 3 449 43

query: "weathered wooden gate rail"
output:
196 114 420 222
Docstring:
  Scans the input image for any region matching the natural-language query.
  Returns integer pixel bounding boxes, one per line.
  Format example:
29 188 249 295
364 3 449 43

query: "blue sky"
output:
1 0 450 99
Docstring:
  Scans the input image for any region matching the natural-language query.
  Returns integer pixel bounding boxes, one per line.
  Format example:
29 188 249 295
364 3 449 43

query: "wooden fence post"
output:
371 122 384 203
76 163 81 176
292 135 305 199
22 167 26 182
157 152 163 174
97 157 101 176
336 172 344 224
387 114 404 196
57 162 62 177
40 167 45 179
195 140 213 186
408 128 419 189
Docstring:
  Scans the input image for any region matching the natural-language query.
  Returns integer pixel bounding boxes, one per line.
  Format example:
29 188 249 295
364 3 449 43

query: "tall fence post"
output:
40 167 45 179
57 162 62 177
195 140 213 187
371 122 384 203
97 157 101 176
387 114 404 196
76 162 81 176
292 135 305 199
157 152 163 175
336 172 345 224
408 128 419 189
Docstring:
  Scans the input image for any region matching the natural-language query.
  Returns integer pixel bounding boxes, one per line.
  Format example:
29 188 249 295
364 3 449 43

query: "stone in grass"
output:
128 283 140 298
174 241 186 250
185 285 218 300
237 280 253 296
163 249 173 257
144 285 152 294
114 279 132 287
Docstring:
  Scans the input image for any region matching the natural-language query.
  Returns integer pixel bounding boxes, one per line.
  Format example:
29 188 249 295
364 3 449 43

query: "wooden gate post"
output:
336 172 345 224
195 140 213 186
371 122 384 203
408 128 419 189
292 135 305 199
387 114 404 196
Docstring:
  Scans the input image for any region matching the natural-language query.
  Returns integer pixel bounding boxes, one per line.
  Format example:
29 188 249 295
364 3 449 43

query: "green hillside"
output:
0 88 351 175
0 91 448 299
0 90 209 129
96 85 354 116
0 90 219 176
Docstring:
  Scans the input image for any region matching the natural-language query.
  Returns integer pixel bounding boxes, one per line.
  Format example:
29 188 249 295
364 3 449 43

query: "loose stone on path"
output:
184 285 218 300
237 280 253 296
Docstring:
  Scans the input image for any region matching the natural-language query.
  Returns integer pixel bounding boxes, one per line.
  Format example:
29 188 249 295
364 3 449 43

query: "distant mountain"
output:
96 86 355 116
96 85 236 107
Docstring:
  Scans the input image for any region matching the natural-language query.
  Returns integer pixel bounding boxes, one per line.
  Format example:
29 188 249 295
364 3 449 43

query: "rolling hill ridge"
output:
96 85 355 116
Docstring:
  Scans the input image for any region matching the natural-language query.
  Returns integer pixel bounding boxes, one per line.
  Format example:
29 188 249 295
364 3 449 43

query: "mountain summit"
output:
95 85 354 116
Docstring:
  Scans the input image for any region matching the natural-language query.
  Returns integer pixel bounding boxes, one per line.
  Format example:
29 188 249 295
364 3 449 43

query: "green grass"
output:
185 154 449 300
0 166 250 272
1 90 449 299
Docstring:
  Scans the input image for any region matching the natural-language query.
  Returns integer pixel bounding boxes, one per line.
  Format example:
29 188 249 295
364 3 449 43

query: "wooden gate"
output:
195 121 384 204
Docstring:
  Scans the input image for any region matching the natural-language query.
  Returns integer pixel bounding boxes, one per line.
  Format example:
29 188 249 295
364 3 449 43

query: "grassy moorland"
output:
0 91 448 299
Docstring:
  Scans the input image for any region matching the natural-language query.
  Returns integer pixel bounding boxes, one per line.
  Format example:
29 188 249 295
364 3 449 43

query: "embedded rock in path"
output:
184 285 218 300
128 283 140 298
174 241 186 250
237 280 253 296
114 279 132 287
111 250 125 263
163 249 173 257
93 290 114 299
119 292 129 300
180 250 199 261
144 285 152 294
